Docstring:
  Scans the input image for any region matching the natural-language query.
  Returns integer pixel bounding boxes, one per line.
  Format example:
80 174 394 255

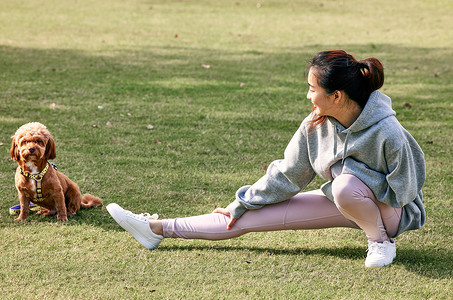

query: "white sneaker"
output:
106 203 163 250
365 240 396 267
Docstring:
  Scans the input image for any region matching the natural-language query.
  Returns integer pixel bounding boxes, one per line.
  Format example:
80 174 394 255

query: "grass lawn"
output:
1 0 452 298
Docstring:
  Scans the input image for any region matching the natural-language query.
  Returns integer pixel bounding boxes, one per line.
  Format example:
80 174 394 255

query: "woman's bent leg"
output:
331 174 402 242
162 190 359 240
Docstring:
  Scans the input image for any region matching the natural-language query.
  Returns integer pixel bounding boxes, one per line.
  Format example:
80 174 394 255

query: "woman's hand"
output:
212 207 237 230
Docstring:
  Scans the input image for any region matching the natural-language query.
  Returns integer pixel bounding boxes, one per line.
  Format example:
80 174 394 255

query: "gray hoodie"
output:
226 90 426 237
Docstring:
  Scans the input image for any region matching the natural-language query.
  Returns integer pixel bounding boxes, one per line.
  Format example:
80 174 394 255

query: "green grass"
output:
1 0 452 298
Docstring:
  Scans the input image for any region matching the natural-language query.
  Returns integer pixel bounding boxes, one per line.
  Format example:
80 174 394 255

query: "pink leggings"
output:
162 174 402 242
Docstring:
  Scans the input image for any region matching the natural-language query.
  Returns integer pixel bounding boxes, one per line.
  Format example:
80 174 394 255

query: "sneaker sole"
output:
365 253 396 267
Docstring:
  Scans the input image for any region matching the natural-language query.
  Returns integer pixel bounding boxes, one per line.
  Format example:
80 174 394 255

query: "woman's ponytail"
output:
359 57 384 92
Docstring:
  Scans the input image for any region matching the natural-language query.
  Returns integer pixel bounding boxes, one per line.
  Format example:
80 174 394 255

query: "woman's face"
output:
307 68 336 116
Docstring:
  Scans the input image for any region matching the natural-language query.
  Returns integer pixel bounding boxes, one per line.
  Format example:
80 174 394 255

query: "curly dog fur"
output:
10 122 102 221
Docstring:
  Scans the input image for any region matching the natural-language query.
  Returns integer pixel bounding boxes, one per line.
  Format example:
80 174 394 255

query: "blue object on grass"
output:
9 202 36 215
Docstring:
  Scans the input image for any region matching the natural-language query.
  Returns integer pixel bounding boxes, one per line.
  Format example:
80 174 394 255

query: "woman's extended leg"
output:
161 190 359 240
106 191 357 250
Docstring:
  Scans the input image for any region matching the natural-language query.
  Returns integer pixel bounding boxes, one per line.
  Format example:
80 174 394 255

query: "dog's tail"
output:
81 194 103 209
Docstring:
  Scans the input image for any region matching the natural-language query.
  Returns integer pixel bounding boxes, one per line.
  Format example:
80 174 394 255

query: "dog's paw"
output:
57 215 68 221
37 209 57 216
67 210 77 216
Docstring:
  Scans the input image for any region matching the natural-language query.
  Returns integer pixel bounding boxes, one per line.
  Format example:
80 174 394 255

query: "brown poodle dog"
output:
10 122 102 221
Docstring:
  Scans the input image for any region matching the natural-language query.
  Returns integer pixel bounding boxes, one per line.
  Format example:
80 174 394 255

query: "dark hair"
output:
308 50 384 128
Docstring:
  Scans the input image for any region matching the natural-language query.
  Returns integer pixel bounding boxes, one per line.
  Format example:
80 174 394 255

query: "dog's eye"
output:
36 140 43 145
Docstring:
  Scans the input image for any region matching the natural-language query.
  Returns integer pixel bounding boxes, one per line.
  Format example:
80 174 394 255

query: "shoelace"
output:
367 242 386 255
125 210 159 221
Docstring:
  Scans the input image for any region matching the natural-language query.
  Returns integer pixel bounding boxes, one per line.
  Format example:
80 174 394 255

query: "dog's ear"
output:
45 136 56 160
10 137 20 161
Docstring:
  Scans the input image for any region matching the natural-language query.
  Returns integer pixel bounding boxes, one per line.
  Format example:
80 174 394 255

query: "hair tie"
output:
359 65 369 77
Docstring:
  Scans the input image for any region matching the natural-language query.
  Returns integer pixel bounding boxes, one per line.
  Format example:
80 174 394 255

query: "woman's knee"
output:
332 174 369 209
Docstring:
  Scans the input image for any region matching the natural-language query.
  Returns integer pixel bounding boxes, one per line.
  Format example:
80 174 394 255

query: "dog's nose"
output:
29 147 35 153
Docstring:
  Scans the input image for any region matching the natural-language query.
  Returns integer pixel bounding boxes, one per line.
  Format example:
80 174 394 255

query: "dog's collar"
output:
20 162 50 180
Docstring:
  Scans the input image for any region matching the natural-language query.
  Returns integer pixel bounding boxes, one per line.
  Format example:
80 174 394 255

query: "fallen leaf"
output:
106 121 112 126
147 125 154 130
174 34 178 38
156 139 162 144
240 82 245 87
50 103 56 109
403 103 412 109
201 64 210 69
98 106 103 109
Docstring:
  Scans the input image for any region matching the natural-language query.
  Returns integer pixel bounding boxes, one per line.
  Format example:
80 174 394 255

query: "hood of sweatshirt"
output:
329 90 396 163
345 90 396 132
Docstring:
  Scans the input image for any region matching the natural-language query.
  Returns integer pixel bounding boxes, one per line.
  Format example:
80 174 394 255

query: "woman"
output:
107 50 426 267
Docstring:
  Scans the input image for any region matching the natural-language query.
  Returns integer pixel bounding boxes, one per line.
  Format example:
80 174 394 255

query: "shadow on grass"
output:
1 43 451 129
160 243 366 259
157 243 453 279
